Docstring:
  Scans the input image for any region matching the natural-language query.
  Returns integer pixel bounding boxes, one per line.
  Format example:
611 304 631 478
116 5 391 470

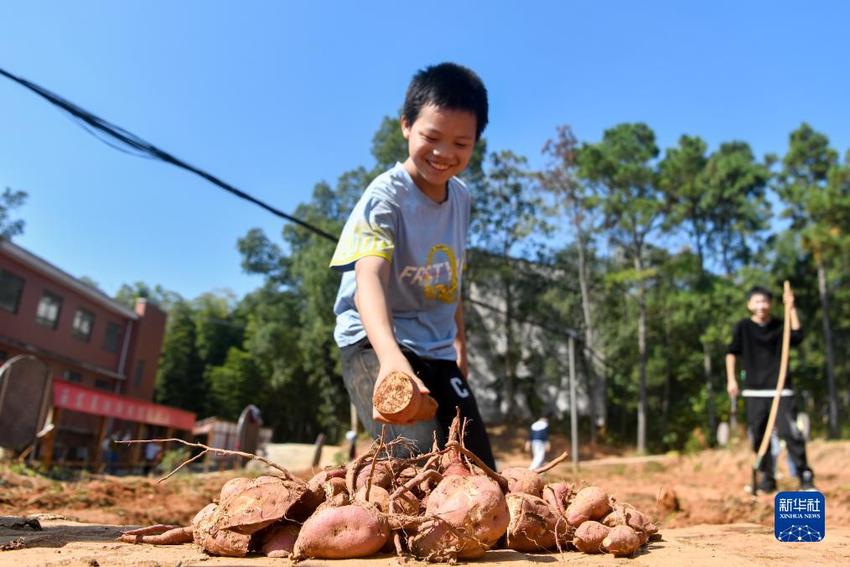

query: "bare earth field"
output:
1 433 848 566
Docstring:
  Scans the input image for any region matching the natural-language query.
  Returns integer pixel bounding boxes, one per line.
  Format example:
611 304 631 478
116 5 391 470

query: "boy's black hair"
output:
747 285 773 301
402 62 489 140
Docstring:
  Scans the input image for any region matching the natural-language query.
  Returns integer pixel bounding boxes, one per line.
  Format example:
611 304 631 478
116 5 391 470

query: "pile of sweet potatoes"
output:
120 412 659 561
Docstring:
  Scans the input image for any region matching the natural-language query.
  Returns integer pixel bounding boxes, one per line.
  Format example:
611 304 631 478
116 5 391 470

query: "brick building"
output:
0 240 194 468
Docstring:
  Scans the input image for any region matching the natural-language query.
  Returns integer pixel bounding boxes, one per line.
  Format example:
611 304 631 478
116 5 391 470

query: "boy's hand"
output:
727 379 739 398
783 287 795 309
372 353 430 425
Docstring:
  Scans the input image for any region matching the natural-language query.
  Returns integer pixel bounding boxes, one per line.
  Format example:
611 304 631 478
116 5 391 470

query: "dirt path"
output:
0 519 847 567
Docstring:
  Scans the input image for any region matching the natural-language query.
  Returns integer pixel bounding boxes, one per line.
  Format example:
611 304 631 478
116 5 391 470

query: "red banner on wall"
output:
53 380 195 430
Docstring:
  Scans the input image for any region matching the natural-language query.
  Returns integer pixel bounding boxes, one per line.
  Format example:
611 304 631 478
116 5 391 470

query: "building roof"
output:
0 240 138 320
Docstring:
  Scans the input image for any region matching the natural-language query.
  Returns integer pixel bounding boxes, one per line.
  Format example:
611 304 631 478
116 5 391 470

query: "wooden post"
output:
40 407 61 467
92 415 109 472
312 433 326 468
128 422 144 470
569 336 579 472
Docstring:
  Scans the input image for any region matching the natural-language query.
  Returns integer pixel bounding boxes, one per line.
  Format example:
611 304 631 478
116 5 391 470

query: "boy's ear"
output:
400 116 411 140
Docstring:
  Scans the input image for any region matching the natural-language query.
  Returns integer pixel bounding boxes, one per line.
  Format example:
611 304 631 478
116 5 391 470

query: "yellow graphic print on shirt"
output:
398 244 460 304
329 220 394 268
423 244 458 303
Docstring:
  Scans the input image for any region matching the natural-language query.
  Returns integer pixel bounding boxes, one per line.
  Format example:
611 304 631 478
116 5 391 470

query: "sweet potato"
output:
354 484 390 513
118 524 193 545
422 466 509 558
192 503 252 557
407 517 464 562
258 523 300 558
321 476 350 508
355 460 395 491
542 482 573 517
373 371 424 422
573 520 609 553
566 486 611 526
218 477 252 503
216 475 317 534
292 504 389 559
501 467 545 497
602 503 658 545
603 524 641 557
505 493 563 552
408 412 510 560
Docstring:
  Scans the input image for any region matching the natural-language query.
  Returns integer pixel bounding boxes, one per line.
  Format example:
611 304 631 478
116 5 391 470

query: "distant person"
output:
143 442 162 476
525 414 551 470
345 429 357 461
330 63 496 469
726 285 815 492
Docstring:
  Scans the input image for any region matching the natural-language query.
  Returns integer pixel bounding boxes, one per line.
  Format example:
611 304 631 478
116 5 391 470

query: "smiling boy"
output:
329 63 496 468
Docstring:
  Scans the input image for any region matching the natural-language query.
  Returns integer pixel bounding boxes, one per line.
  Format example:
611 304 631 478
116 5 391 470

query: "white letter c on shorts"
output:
450 376 470 398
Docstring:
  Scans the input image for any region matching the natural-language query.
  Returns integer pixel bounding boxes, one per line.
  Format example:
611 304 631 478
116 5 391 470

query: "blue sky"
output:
2 1 848 300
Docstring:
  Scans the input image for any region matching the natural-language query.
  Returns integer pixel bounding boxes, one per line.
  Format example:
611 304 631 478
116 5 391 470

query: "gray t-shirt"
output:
330 162 470 361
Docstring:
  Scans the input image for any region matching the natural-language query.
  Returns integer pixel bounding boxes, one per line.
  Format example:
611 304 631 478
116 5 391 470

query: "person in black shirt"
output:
726 285 815 492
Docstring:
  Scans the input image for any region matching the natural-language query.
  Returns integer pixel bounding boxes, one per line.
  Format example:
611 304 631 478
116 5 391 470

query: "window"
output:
0 269 25 314
104 321 122 353
63 369 82 383
133 360 145 387
71 308 95 341
94 378 111 391
35 290 63 328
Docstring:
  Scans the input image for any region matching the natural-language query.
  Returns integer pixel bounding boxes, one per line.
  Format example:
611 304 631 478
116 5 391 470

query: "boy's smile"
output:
401 104 477 202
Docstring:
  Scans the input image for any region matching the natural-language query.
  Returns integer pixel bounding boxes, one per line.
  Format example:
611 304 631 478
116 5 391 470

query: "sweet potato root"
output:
218 477 251 503
566 486 611 526
216 475 316 534
502 467 545 497
373 371 423 422
542 482 573 517
603 524 641 557
423 465 509 558
292 504 389 559
118 524 193 545
505 493 563 552
192 503 252 557
573 520 609 553
258 523 300 558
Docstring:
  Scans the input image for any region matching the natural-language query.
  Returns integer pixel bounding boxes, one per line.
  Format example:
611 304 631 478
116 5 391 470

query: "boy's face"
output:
747 293 772 321
401 104 477 197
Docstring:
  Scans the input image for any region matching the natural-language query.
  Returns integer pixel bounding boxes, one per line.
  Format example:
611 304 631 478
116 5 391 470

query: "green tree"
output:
155 299 207 415
776 123 846 438
0 188 27 241
576 123 663 452
115 282 182 310
700 142 771 274
540 125 608 440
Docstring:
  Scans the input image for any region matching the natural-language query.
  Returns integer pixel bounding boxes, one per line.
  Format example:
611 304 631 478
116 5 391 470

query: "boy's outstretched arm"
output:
725 353 739 397
354 255 430 424
454 299 468 378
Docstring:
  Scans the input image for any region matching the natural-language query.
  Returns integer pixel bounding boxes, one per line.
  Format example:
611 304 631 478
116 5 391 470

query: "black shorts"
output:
340 339 496 470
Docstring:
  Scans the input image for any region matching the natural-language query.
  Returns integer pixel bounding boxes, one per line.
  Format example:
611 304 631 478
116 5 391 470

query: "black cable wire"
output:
0 67 338 242
1 66 612 370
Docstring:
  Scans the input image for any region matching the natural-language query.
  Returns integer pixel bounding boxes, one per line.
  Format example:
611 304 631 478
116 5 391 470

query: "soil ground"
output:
1 430 848 566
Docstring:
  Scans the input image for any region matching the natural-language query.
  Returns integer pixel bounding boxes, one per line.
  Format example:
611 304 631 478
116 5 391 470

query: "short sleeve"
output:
329 193 397 272
727 321 743 355
790 328 804 346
